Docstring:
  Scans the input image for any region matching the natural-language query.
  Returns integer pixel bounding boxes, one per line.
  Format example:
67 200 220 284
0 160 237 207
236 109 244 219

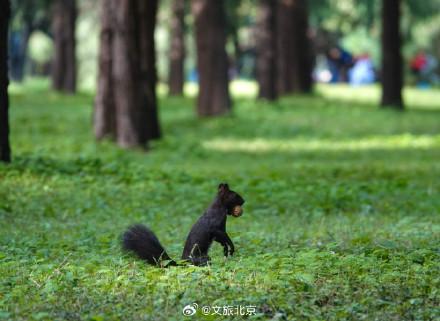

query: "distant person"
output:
349 54 375 86
410 50 438 88
313 54 333 83
410 50 427 79
326 46 353 83
419 53 438 87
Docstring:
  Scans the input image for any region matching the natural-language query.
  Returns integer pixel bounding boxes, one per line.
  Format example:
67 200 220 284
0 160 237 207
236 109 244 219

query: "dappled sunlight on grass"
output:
202 134 440 153
316 84 380 105
12 78 440 111
229 80 258 98
9 77 51 95
157 80 259 98
162 80 440 110
317 84 440 110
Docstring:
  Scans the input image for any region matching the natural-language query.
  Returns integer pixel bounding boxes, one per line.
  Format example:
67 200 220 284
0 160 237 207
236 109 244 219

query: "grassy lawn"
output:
1 80 439 320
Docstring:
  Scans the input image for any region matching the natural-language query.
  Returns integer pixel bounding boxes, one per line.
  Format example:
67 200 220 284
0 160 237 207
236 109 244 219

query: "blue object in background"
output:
188 69 198 83
349 57 375 86
326 47 353 83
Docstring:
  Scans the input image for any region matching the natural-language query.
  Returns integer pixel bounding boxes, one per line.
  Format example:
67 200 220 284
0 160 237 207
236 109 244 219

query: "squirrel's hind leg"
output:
191 256 210 266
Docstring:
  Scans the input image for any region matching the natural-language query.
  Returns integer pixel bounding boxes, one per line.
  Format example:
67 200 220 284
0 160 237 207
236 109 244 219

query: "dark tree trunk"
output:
256 0 277 100
94 0 161 148
380 0 403 109
51 0 77 93
94 0 116 140
192 0 231 116
111 0 142 147
168 0 185 96
137 0 161 140
0 0 11 162
277 0 313 95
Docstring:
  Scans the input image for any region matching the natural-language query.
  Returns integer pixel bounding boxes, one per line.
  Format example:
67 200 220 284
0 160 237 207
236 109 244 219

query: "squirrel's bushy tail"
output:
122 224 176 267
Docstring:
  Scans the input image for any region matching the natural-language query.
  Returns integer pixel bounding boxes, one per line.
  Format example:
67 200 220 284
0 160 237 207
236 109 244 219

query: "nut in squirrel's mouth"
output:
232 205 243 217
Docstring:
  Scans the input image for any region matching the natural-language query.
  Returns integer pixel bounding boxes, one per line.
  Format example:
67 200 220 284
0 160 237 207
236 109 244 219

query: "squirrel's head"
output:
218 183 245 217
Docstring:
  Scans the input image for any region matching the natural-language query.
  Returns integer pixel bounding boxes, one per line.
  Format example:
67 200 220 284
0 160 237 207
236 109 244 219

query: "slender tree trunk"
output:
94 0 116 140
380 0 403 109
256 0 277 100
138 0 161 140
168 0 185 96
0 0 11 162
51 0 77 93
94 0 161 148
277 0 312 95
192 0 231 116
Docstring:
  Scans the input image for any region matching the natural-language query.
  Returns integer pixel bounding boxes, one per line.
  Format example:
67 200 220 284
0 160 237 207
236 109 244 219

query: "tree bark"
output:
94 0 161 148
137 0 161 140
168 0 185 96
111 0 142 147
0 0 11 162
277 0 313 95
256 0 277 100
94 0 116 140
380 0 404 109
51 0 77 93
192 0 231 116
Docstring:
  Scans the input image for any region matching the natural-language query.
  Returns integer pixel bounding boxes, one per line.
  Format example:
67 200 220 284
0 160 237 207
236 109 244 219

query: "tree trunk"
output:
51 0 77 93
256 0 277 100
168 0 185 96
94 0 161 148
277 0 313 95
0 0 11 162
137 0 161 140
192 0 231 116
380 0 403 109
94 0 116 140
111 0 142 147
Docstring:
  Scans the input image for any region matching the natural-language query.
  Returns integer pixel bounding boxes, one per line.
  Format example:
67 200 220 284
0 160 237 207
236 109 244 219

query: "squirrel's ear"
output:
218 183 230 193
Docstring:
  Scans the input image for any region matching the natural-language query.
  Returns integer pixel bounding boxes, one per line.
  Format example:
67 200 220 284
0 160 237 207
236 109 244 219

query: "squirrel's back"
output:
122 224 174 266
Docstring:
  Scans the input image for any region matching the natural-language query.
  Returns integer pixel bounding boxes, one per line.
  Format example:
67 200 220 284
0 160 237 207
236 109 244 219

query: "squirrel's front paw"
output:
229 249 234 256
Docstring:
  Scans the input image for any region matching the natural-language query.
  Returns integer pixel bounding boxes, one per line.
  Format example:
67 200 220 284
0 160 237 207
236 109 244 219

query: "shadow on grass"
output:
4 155 106 177
163 95 440 141
5 143 438 180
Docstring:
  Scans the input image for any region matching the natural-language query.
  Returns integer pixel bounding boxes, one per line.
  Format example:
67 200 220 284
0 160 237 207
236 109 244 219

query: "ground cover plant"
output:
0 80 439 320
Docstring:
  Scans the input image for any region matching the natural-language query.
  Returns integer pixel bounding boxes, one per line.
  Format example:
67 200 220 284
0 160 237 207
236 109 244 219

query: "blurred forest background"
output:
1 0 440 320
1 0 440 158
6 0 440 88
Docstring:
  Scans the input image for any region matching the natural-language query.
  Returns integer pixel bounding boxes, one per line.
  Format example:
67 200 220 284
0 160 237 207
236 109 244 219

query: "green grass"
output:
1 79 440 320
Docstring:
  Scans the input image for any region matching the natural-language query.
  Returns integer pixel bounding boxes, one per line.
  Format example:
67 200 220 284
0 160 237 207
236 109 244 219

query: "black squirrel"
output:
122 183 245 267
